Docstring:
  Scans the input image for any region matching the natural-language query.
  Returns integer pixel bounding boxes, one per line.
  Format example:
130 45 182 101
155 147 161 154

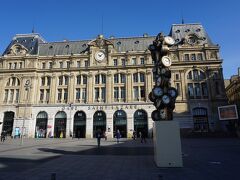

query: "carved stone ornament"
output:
88 35 114 48
7 44 28 56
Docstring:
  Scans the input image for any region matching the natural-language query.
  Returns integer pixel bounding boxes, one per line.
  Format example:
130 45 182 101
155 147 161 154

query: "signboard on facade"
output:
218 105 239 120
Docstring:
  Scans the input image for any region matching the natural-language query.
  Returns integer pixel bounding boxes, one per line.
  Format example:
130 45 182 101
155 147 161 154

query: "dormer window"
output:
175 30 180 33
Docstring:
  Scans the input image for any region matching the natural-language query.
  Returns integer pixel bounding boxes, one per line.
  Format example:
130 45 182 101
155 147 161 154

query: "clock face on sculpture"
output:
95 51 105 62
153 87 163 97
161 56 172 67
168 87 178 98
162 94 171 105
164 36 175 45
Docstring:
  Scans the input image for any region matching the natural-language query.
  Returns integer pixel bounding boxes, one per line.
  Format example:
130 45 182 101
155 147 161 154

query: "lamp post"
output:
20 80 31 145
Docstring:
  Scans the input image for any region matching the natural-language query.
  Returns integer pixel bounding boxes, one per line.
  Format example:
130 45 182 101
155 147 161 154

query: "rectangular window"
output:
19 62 22 69
184 54 190 61
83 76 87 84
101 75 106 84
133 74 138 83
85 60 89 67
95 75 100 84
191 54 196 61
49 62 53 69
77 61 81 68
188 83 194 97
121 87 126 100
140 73 145 82
14 62 17 69
46 89 50 102
140 58 145 65
9 63 12 69
65 76 69 85
114 87 119 100
133 86 139 100
58 89 62 101
77 76 81 85
42 62 46 69
114 74 119 83
195 83 201 97
201 83 208 97
176 83 181 96
47 77 51 86
215 82 220 95
64 89 68 100
15 89 19 102
95 88 99 100
40 89 44 101
113 59 118 66
41 77 45 86
9 90 14 102
121 59 125 66
175 74 180 80
132 58 137 65
121 74 126 83
197 53 203 61
82 88 86 101
67 61 70 68
59 62 63 68
101 87 106 101
76 88 81 99
4 90 8 102
140 86 145 98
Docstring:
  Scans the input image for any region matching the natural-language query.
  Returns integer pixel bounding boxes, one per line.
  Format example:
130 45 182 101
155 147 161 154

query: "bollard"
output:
51 172 56 180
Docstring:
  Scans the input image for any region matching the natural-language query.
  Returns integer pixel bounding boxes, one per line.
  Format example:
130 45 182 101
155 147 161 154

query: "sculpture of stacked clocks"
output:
149 32 178 121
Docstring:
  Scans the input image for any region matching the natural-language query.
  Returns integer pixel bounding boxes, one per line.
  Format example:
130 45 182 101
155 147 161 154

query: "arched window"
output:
187 70 208 99
132 72 146 101
114 73 126 102
134 109 148 137
4 77 20 104
94 74 106 102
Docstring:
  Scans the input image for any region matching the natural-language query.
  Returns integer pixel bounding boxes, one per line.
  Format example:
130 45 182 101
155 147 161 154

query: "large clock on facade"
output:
95 51 105 62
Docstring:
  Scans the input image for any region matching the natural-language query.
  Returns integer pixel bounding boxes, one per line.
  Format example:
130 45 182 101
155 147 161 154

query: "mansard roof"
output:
169 23 213 45
2 23 216 56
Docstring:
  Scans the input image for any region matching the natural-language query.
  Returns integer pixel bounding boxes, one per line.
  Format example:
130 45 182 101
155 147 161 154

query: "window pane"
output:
201 83 208 96
113 59 118 66
77 76 81 85
40 89 44 100
64 89 68 100
47 77 51 86
95 75 100 84
95 88 99 100
133 73 138 82
184 54 190 61
83 75 87 84
121 59 126 66
197 53 203 61
4 90 8 102
10 90 14 102
193 70 198 80
59 76 63 85
76 88 81 99
114 87 119 99
46 90 50 101
187 72 192 79
133 86 138 99
191 54 196 61
195 83 201 97
77 61 81 68
188 83 194 97
176 83 181 95
132 58 136 65
58 89 62 100
121 74 126 83
121 87 126 99
140 73 145 82
140 86 145 98
140 58 145 65
82 88 86 100
65 76 69 85
101 75 106 84
114 74 119 84
101 87 106 100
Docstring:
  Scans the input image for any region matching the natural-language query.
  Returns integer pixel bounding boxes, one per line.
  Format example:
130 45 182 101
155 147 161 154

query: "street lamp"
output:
20 79 31 145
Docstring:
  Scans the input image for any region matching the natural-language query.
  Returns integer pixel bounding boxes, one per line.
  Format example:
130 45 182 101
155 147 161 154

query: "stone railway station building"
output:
0 23 227 138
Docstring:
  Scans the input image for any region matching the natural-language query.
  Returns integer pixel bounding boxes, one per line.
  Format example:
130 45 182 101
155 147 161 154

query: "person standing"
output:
141 129 147 143
116 129 121 143
96 130 102 148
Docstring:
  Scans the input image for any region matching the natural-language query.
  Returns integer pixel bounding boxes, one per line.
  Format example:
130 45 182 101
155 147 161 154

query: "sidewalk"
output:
0 138 240 180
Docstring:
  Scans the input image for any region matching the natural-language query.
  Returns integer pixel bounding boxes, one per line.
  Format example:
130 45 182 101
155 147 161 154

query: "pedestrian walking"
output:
1 130 6 142
132 130 136 140
141 129 147 143
116 129 121 143
96 130 102 148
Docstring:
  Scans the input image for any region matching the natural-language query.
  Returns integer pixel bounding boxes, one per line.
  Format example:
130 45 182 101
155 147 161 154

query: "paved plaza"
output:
0 137 240 180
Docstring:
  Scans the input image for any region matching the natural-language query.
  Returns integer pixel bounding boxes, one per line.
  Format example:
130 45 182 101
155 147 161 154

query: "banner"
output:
218 105 239 120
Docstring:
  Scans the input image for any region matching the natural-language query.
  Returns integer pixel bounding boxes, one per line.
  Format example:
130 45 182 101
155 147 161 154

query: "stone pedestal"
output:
153 121 183 167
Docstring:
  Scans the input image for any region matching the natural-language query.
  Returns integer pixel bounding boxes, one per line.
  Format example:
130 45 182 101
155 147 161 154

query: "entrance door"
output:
2 111 14 136
93 111 106 137
35 111 48 138
193 107 209 132
134 110 148 138
54 111 67 138
113 110 127 138
74 111 86 138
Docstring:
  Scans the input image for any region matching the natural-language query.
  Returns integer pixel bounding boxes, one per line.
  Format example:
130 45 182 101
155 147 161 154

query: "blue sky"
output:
0 0 239 79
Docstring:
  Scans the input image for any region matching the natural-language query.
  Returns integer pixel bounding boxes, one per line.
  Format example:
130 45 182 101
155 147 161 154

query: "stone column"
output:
69 73 75 103
106 71 112 104
146 69 153 101
87 72 93 103
126 70 132 102
180 70 186 100
50 74 57 104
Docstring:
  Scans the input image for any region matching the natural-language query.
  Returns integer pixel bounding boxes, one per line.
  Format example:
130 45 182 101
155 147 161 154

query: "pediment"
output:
7 43 28 56
88 35 114 48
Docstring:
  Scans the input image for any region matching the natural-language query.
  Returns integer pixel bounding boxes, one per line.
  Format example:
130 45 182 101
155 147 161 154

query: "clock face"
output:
95 51 105 62
164 36 175 45
153 87 163 97
168 88 178 98
162 94 170 105
159 109 166 119
161 56 172 67
156 77 162 86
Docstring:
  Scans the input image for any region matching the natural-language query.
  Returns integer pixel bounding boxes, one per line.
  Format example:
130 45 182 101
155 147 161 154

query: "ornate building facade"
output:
0 23 227 138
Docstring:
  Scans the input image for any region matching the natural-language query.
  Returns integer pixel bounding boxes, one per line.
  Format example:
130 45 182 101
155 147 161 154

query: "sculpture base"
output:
153 121 183 167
